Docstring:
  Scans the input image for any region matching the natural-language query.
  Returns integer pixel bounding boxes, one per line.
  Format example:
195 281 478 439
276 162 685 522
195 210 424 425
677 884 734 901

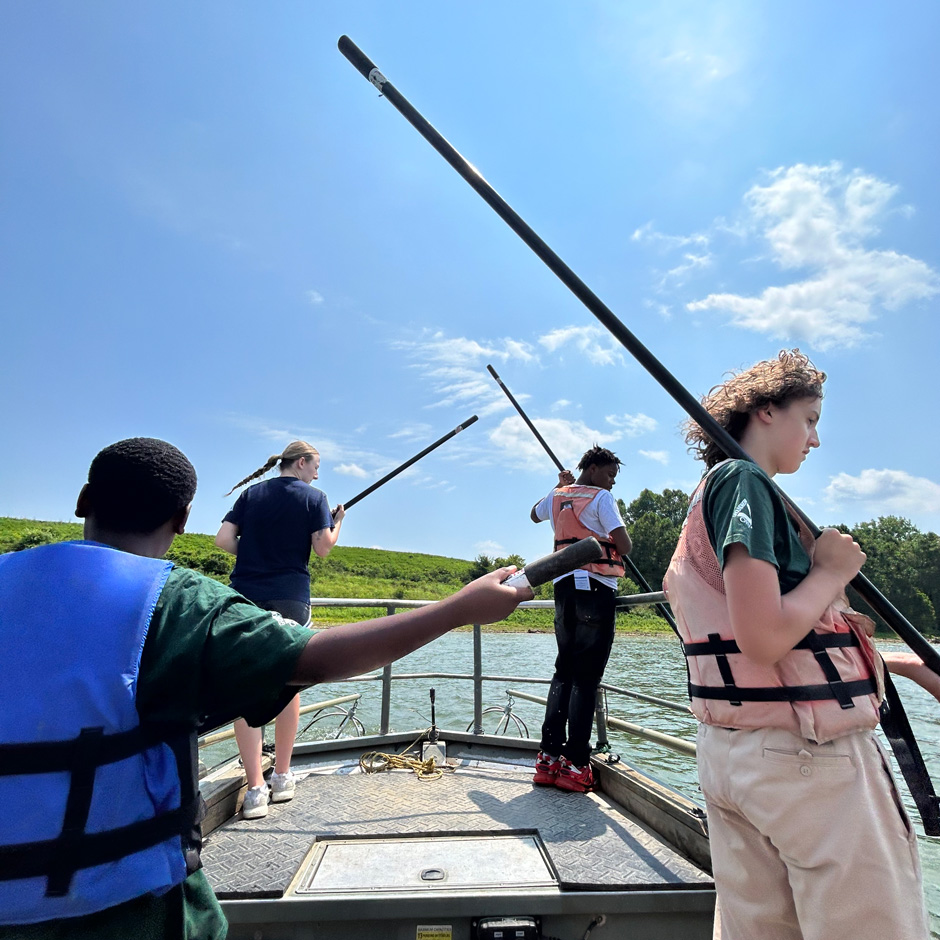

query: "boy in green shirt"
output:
0 438 532 938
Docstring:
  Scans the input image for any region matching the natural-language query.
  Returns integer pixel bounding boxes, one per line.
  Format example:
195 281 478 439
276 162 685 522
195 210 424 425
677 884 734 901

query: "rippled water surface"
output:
217 632 940 936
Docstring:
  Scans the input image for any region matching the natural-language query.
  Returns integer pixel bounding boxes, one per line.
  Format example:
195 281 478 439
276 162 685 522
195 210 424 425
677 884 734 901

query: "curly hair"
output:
224 440 319 496
685 349 826 468
576 444 621 471
85 438 197 533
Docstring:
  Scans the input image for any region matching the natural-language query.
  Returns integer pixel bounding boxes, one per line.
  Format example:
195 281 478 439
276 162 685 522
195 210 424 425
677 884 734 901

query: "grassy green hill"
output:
0 517 668 633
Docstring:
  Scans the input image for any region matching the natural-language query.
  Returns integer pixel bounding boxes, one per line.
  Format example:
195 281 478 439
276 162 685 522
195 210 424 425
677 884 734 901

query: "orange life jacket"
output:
551 485 625 579
663 465 882 744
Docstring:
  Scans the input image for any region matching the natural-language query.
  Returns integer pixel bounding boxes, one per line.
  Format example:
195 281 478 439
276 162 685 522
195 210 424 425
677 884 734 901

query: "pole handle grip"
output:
503 537 603 589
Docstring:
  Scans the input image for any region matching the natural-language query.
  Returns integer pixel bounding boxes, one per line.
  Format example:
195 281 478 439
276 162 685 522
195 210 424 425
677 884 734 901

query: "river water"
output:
221 631 939 936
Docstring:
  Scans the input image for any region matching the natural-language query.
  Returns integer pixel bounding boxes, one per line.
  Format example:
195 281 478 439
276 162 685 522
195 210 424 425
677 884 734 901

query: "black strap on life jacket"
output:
554 536 625 571
682 630 876 708
0 724 203 894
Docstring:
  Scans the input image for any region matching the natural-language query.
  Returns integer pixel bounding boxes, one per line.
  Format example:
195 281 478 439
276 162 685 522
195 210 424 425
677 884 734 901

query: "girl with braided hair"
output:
215 441 344 818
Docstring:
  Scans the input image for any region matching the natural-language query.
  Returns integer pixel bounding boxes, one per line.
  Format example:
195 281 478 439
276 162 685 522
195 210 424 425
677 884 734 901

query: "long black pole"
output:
341 415 478 512
486 364 565 473
337 35 940 677
486 363 679 629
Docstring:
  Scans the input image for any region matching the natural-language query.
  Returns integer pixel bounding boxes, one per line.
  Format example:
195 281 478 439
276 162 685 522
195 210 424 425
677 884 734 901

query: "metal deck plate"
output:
202 765 712 899
295 833 556 893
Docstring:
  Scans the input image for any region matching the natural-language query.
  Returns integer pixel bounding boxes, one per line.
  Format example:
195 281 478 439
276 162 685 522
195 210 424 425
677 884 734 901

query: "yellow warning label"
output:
416 927 452 940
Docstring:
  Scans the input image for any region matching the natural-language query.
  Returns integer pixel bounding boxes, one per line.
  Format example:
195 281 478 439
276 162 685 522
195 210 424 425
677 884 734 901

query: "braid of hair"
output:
223 455 281 497
223 441 319 497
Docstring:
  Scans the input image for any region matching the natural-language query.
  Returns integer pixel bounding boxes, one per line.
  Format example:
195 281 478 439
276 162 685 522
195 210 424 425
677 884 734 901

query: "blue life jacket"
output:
0 541 202 925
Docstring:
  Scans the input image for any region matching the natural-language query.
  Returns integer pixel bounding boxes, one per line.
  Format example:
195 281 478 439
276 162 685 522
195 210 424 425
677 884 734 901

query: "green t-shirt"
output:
703 459 810 594
1 566 313 940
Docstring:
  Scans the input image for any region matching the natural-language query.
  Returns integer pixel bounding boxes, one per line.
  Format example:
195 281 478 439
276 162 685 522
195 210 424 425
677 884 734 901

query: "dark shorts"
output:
260 598 311 628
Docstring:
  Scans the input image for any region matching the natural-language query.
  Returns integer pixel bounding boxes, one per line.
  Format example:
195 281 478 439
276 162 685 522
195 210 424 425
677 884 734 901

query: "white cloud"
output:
687 162 939 349
643 299 673 320
306 290 324 305
824 469 940 515
335 462 371 479
538 325 624 366
475 539 507 558
632 221 710 250
605 413 658 437
388 423 433 442
488 415 619 473
660 48 734 84
659 251 712 288
552 399 572 411
605 8 755 122
392 330 537 415
639 450 670 465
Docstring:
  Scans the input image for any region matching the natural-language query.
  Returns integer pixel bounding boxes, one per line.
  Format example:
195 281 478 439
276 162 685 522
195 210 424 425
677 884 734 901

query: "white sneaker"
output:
270 770 296 803
241 785 269 819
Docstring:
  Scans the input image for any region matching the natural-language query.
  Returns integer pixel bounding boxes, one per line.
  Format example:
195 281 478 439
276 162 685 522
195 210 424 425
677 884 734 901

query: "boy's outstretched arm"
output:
289 567 533 686
882 652 940 703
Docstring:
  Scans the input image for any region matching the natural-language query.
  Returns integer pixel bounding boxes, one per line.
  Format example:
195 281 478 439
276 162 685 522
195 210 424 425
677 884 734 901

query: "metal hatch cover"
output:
292 833 557 895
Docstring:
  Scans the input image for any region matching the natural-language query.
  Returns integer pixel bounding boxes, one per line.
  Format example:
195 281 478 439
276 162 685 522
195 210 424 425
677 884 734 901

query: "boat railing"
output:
198 592 695 765
274 592 698 759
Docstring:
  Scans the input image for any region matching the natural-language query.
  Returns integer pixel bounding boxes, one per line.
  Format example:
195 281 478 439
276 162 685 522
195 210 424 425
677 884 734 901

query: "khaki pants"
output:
697 724 928 940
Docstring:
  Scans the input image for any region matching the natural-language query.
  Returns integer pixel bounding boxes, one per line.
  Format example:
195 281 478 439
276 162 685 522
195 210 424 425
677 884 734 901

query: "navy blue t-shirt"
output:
223 477 333 603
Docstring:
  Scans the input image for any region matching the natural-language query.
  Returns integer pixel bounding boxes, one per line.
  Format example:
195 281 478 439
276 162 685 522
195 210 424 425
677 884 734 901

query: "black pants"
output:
539 574 616 767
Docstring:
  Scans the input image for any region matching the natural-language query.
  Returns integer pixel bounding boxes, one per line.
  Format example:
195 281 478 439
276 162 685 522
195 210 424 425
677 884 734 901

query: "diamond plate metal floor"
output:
202 761 712 899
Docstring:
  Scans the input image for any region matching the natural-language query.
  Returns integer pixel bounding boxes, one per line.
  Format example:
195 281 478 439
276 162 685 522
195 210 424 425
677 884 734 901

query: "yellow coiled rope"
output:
358 730 454 782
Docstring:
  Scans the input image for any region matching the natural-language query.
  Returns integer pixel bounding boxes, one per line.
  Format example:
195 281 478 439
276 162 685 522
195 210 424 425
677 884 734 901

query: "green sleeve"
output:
704 461 785 567
703 460 811 593
136 567 313 730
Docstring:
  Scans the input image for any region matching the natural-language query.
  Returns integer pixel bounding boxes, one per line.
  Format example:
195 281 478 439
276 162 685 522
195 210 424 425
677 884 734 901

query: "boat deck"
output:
202 749 712 899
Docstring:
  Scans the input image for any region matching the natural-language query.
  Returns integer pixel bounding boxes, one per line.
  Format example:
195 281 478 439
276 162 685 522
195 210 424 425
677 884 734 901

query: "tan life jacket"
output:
662 465 883 744
551 485 625 579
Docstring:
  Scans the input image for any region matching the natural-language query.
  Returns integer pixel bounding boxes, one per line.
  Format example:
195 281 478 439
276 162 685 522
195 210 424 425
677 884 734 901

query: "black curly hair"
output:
84 438 197 533
576 444 621 472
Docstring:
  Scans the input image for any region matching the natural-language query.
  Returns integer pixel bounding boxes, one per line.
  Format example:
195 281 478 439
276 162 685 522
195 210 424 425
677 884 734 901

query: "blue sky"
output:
2 1 939 568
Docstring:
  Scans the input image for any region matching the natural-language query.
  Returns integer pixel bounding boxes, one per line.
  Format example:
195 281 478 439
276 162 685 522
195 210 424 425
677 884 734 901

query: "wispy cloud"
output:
392 330 537 416
306 290 324 305
639 450 670 465
643 299 673 320
335 462 370 479
631 224 712 290
388 423 434 442
538 325 624 366
605 7 756 121
393 325 626 417
632 222 709 250
659 252 712 289
223 414 413 489
605 413 658 437
686 163 939 349
475 539 507 558
824 468 940 515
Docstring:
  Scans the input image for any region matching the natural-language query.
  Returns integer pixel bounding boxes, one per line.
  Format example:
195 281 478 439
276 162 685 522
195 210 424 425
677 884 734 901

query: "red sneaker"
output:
555 757 594 793
532 751 561 786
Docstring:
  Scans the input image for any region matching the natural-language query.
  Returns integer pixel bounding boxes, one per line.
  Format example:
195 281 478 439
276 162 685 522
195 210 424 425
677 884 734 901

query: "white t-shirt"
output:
534 487 625 589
